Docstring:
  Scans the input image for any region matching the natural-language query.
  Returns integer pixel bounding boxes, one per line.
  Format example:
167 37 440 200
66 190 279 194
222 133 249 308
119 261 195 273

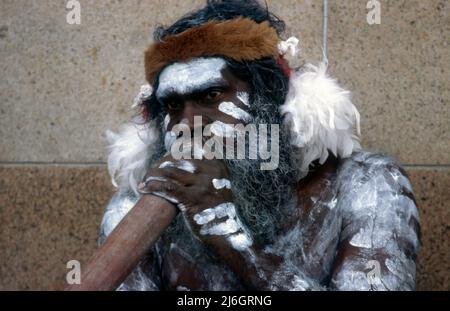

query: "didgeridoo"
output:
65 194 177 291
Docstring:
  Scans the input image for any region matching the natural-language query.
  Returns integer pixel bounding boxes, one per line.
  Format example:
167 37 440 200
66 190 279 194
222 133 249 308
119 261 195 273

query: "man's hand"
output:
137 156 315 290
138 155 252 253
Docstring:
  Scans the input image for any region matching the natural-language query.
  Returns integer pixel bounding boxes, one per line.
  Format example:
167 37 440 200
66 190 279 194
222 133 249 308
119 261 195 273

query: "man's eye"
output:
166 100 182 111
205 90 223 101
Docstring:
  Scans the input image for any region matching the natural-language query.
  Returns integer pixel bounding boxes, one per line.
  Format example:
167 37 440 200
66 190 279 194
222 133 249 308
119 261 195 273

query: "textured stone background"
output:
0 0 448 290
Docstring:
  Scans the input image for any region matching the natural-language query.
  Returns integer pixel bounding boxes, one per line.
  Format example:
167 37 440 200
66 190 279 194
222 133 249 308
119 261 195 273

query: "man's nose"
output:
178 101 209 132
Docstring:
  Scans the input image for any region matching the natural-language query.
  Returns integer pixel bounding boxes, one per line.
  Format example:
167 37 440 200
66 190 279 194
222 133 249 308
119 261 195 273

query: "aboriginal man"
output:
100 0 420 291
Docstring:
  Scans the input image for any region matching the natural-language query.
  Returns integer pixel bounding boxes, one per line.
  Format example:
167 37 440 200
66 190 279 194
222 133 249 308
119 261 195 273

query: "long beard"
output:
224 94 297 245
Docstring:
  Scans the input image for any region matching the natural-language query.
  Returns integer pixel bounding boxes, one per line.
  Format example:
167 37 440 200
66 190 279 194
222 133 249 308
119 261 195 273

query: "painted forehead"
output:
156 57 227 99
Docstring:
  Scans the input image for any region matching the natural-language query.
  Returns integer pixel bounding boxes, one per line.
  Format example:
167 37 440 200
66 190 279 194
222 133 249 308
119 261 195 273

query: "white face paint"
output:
156 58 227 99
210 121 237 138
237 91 250 107
171 137 205 159
164 114 171 130
165 131 177 151
212 178 231 190
218 102 252 122
159 160 196 173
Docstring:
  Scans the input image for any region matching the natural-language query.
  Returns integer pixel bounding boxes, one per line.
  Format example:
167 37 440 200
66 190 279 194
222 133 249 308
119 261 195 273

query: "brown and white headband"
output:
144 18 295 85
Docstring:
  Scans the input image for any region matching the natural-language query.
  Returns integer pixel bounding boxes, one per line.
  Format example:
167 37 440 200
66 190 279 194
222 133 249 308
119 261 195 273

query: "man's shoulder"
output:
338 150 404 172
334 150 417 220
336 150 411 188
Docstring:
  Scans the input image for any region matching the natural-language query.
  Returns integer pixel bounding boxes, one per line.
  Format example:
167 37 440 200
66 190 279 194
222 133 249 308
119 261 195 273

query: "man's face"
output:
155 57 253 134
153 57 295 244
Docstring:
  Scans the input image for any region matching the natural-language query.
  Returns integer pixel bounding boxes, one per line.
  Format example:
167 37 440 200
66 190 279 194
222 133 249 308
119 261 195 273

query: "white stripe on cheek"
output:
210 121 237 138
212 178 231 190
218 102 251 122
164 114 170 130
164 131 177 151
237 91 250 107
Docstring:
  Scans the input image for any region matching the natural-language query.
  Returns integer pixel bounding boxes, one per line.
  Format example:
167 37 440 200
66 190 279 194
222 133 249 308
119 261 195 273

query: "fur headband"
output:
144 18 280 85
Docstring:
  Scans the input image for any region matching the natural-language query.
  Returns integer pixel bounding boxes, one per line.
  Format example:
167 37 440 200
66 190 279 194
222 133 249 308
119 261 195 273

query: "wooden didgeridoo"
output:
65 194 176 291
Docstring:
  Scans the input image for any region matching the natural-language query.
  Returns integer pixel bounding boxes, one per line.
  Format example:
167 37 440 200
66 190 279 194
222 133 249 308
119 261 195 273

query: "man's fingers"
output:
145 167 196 187
138 178 184 205
139 178 174 194
159 159 197 173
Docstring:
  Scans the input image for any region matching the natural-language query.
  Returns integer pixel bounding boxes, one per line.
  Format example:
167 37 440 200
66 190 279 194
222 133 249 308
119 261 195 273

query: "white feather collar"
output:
281 62 361 176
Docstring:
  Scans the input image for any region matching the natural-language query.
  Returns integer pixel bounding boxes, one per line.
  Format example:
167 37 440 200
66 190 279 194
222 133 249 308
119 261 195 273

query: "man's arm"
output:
330 152 420 290
99 192 162 291
223 153 420 291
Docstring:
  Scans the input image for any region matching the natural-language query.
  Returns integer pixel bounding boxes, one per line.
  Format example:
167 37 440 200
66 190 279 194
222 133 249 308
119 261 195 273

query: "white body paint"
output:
193 202 253 252
228 233 253 251
193 202 236 225
159 160 196 173
330 152 419 290
200 218 240 236
218 102 251 122
143 176 168 184
156 58 226 99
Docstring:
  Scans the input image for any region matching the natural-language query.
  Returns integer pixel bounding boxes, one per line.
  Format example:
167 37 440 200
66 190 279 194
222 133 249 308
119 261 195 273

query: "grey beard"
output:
224 94 297 245
224 132 296 245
